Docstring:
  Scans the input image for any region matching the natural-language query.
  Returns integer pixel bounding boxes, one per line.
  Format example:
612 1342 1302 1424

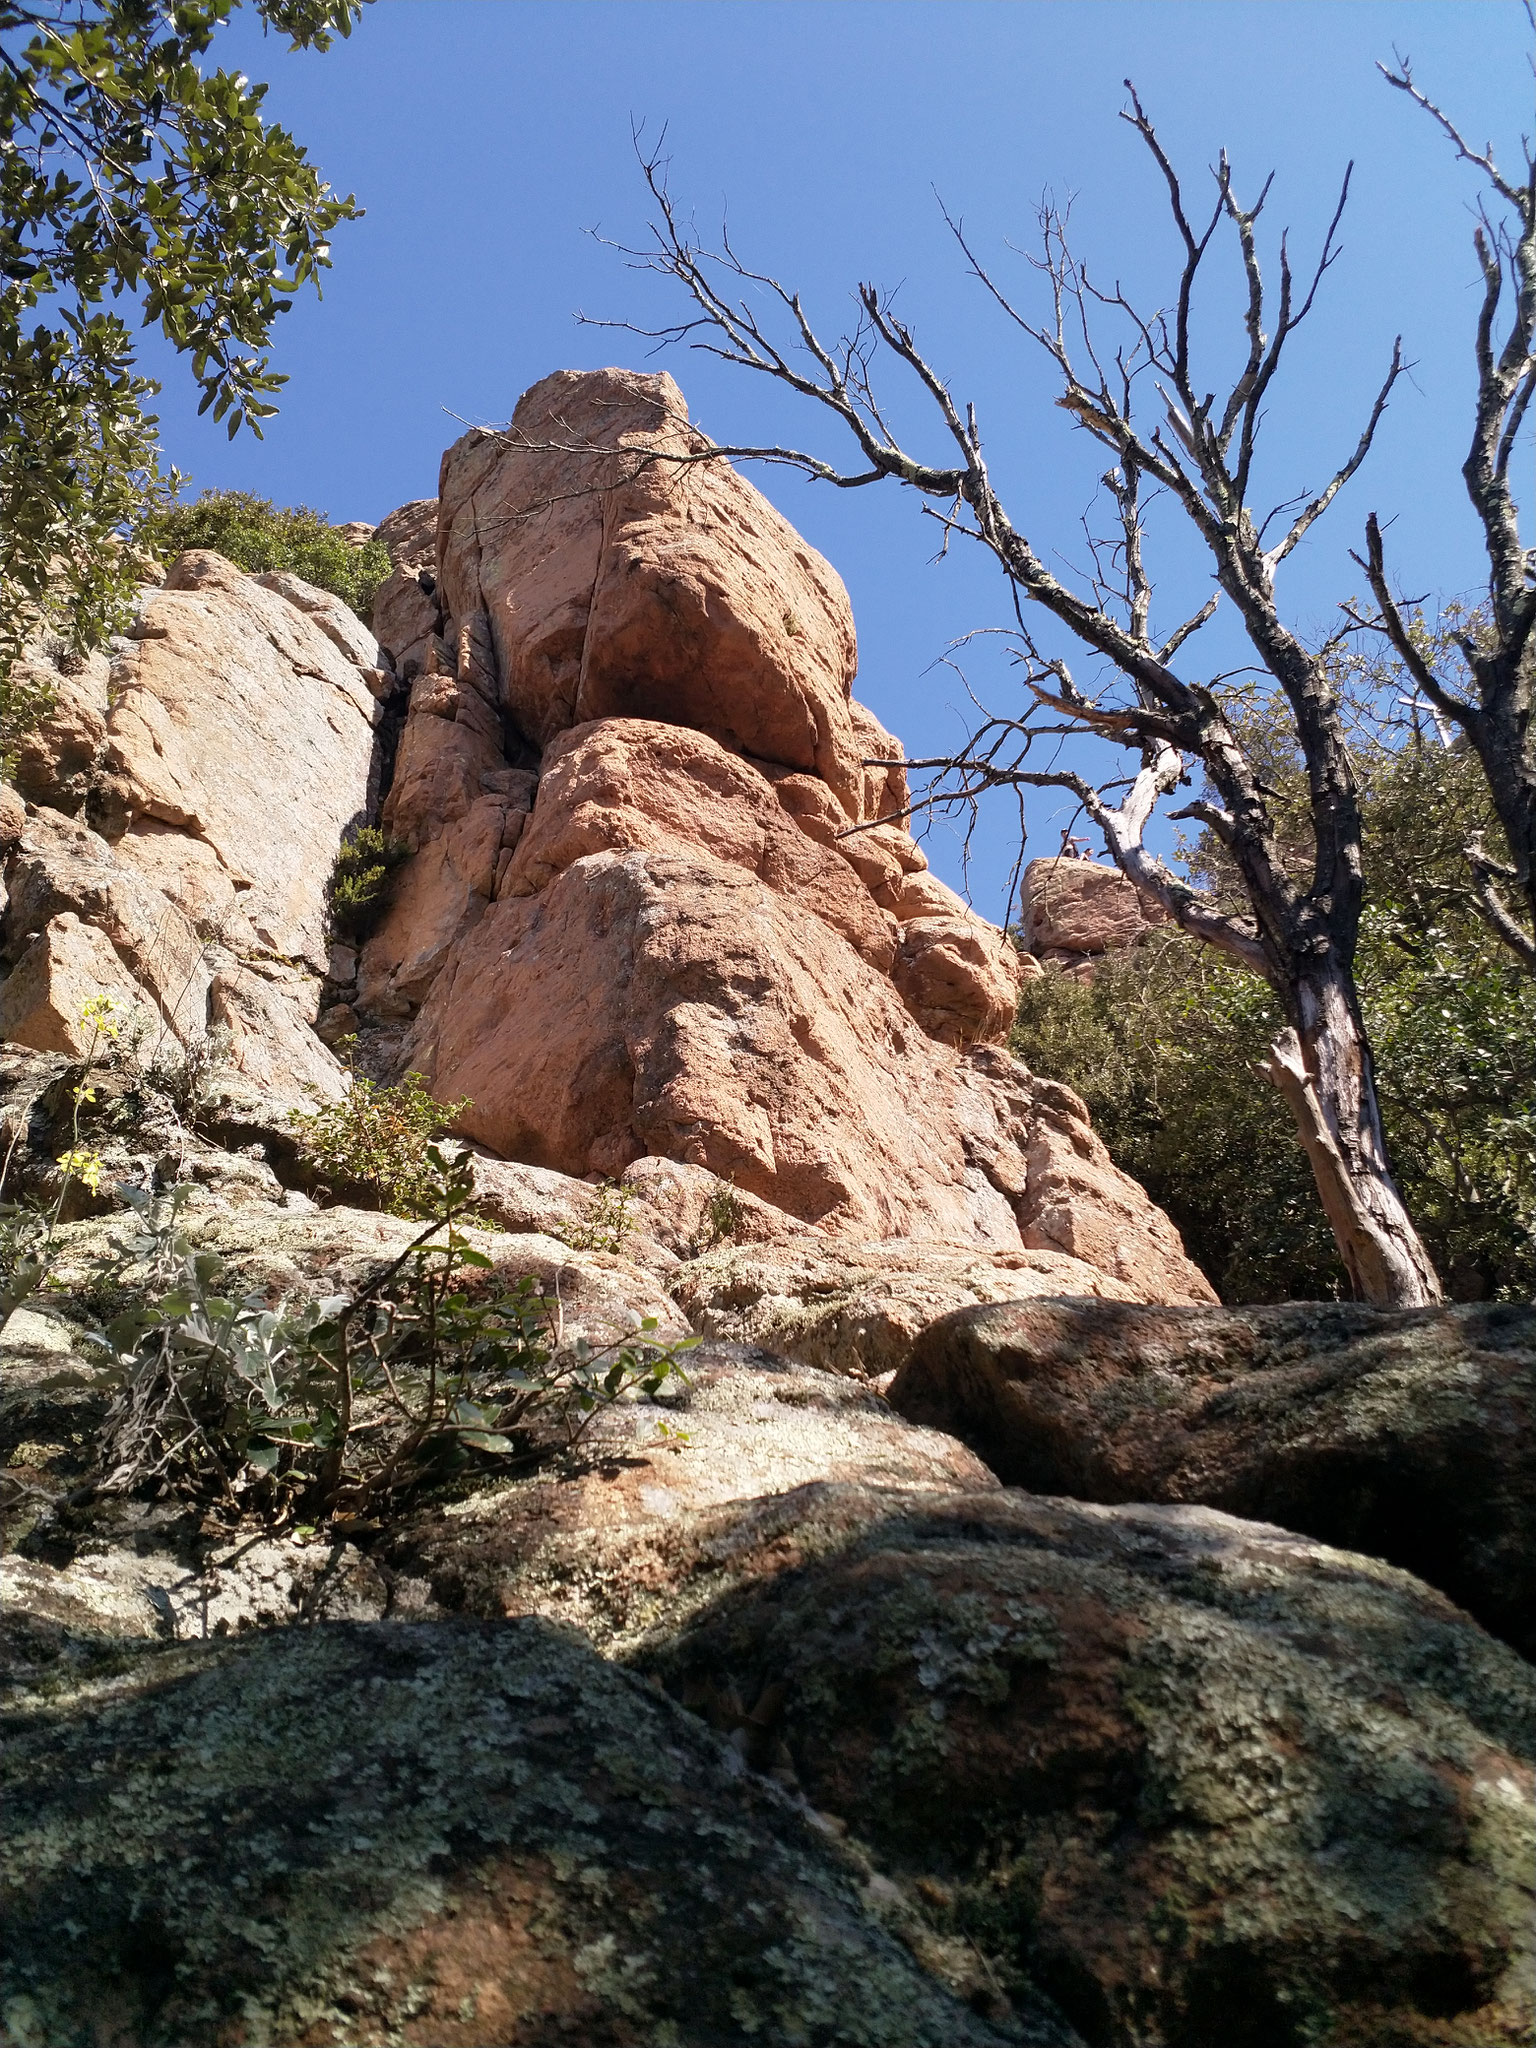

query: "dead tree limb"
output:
1358 45 1536 971
562 102 1446 1303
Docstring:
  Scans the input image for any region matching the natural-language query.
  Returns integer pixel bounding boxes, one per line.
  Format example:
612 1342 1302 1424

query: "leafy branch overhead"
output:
0 1 368 703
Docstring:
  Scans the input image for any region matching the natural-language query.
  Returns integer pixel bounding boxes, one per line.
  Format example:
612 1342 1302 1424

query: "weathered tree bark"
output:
1265 1004 1440 1308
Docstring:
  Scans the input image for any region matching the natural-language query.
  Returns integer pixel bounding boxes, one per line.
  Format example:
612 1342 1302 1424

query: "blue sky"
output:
141 0 1529 920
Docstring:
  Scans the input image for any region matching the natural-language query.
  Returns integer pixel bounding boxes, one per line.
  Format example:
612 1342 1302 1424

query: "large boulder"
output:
5 641 112 815
1023 854 1165 976
499 717 900 969
0 1618 1056 2048
435 366 871 818
1 808 209 1040
888 1296 1536 1657
641 1484 1536 2048
385 1350 998 1651
672 1236 1148 1381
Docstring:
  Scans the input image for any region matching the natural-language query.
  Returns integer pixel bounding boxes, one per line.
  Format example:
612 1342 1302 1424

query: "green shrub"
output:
560 1179 633 1255
87 1171 694 1530
142 488 391 620
705 1179 744 1245
289 1071 473 1219
327 826 409 941
1012 908 1535 1304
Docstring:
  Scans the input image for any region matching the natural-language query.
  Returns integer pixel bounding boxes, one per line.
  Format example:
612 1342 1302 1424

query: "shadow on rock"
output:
0 1614 1078 2048
888 1297 1536 1659
635 1483 1536 2048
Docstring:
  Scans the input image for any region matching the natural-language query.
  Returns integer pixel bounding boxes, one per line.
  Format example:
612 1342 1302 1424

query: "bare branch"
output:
1355 515 1481 730
1266 338 1405 570
1378 53 1527 209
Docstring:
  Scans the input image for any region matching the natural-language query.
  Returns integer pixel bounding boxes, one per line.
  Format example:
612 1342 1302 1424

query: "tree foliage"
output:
144 488 391 618
0 0 366 729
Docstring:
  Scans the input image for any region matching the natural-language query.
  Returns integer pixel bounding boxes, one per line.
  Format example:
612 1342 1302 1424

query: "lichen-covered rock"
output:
672 1237 1146 1381
887 1296 1536 1658
46 1193 692 1350
0 1618 1067 2048
640 1485 1536 2048
466 1150 812 1275
382 1348 997 1652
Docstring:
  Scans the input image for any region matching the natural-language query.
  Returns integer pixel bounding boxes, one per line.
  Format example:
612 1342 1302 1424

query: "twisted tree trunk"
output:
1264 965 1441 1306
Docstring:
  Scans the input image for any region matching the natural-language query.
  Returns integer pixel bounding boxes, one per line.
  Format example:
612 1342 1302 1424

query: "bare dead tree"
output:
568 97 1447 1305
1354 43 1536 973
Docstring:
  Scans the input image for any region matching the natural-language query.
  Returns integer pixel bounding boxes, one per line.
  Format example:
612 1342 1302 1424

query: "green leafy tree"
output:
144 488 391 619
0 0 367 747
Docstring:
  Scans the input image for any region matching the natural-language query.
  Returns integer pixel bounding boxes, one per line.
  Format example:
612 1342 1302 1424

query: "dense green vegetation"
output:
1013 679 1536 1303
0 0 366 749
145 489 391 620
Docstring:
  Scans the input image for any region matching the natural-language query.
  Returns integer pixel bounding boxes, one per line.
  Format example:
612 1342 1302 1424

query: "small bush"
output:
87 1170 694 1530
327 826 409 942
706 1180 744 1245
560 1179 633 1255
290 1070 472 1219
142 489 392 620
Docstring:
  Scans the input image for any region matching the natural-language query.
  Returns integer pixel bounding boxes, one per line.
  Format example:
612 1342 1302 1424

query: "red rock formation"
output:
0 368 1211 1306
361 369 1211 1303
1022 851 1166 977
436 367 868 815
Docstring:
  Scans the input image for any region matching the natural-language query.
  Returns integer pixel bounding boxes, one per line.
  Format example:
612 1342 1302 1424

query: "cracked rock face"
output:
352 368 1207 1297
0 366 1211 1308
0 549 397 1113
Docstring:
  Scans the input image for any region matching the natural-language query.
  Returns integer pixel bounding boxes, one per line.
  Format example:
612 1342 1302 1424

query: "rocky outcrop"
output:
0 1619 1057 2048
888 1296 1536 1656
0 550 397 1113
1023 853 1165 978
437 367 868 814
4 1170 1533 2046
641 1484 1536 2048
6 366 1535 2048
97 549 388 973
0 367 1207 1308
